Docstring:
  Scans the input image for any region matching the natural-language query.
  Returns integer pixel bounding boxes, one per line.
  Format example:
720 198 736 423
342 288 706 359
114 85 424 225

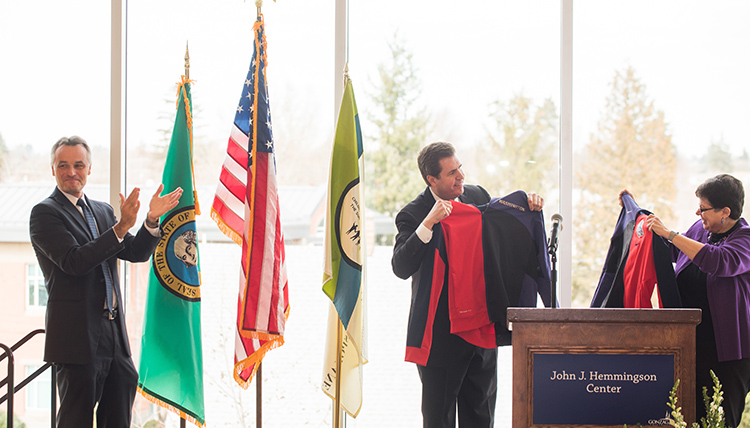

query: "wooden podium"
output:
507 308 701 427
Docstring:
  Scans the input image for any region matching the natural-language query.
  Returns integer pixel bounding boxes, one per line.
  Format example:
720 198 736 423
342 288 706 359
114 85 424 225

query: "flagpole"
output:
257 363 263 428
333 318 344 428
180 44 193 428
248 6 265 428
184 42 190 79
332 0 349 422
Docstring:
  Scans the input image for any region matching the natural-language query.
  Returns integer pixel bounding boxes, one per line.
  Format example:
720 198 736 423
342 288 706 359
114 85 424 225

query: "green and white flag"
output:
322 77 368 417
138 75 205 427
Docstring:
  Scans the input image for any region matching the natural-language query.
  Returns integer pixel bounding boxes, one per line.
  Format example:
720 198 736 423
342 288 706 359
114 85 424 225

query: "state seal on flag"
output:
153 206 201 301
335 178 362 270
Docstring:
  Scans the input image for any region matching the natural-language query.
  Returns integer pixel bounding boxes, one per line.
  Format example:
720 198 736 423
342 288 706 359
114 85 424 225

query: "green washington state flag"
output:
138 75 205 426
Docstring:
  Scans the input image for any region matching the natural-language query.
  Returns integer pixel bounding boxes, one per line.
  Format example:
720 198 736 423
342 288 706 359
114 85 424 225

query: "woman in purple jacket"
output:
624 174 750 427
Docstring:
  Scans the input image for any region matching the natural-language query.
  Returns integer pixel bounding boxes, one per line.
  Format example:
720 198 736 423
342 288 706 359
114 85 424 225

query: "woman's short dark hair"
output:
695 174 745 220
417 142 455 185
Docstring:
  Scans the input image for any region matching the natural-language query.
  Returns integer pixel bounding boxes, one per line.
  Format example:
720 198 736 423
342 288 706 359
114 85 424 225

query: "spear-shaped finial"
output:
184 41 190 80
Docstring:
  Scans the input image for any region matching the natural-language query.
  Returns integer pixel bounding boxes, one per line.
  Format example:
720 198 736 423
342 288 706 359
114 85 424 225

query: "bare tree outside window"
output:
476 94 558 198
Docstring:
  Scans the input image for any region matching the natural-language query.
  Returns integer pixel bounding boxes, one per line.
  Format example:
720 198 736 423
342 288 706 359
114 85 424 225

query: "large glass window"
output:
0 2 110 424
126 1 560 426
571 1 750 307
0 1 111 183
350 1 561 222
126 1 336 426
348 2 560 426
4 1 749 427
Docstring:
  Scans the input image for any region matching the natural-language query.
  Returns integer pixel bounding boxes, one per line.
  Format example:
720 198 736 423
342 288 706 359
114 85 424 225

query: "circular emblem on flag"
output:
335 179 362 270
153 206 201 301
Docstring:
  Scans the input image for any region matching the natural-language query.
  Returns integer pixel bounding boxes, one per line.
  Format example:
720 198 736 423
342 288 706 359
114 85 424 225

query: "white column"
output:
559 0 573 307
110 0 125 210
111 0 127 311
334 0 348 124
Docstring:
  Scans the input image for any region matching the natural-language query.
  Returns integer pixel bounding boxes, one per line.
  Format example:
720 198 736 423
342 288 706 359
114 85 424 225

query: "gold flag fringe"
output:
209 208 244 246
234 336 284 389
234 304 290 388
137 387 205 427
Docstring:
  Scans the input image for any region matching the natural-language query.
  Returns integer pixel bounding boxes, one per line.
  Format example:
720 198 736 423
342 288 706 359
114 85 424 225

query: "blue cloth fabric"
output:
482 191 553 345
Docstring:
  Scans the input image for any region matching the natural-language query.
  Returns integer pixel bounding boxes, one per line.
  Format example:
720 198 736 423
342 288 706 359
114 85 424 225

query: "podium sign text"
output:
508 308 701 428
533 353 674 425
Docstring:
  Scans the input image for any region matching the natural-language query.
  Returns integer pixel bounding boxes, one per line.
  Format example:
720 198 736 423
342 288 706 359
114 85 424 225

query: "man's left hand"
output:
146 184 183 224
527 192 544 211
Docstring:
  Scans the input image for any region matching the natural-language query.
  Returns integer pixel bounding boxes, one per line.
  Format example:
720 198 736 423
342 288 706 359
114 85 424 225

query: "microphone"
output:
548 213 563 253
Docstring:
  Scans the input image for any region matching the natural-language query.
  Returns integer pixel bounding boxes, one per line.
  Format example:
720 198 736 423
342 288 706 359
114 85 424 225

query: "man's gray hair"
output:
50 136 92 167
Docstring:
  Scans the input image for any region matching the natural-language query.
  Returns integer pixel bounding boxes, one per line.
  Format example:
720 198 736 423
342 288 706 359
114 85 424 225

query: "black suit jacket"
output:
29 187 160 364
392 185 491 366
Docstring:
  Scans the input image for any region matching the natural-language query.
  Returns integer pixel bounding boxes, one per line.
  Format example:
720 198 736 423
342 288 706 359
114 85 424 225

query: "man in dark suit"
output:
392 142 543 428
29 136 182 428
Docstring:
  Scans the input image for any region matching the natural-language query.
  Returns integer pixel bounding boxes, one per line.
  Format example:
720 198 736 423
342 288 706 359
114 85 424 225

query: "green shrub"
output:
0 411 26 428
669 370 725 428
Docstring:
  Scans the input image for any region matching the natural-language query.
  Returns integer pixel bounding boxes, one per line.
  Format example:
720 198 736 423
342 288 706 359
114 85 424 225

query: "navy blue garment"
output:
482 191 553 345
590 193 681 308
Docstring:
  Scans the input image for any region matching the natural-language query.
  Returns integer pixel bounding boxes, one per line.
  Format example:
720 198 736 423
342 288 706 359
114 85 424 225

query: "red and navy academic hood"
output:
590 193 681 309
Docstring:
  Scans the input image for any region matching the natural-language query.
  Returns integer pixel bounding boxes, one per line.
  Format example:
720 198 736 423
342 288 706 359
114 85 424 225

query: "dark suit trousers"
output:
56 315 138 428
417 346 498 428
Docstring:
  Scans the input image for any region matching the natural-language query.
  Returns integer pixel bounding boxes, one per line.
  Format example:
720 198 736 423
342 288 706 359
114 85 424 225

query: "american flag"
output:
210 15 289 388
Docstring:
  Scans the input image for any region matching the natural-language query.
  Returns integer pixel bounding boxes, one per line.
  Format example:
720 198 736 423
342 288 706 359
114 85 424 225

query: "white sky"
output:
1 0 748 164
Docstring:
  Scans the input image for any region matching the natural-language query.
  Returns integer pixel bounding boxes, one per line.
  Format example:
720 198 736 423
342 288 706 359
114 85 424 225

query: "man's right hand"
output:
423 200 453 230
113 187 142 239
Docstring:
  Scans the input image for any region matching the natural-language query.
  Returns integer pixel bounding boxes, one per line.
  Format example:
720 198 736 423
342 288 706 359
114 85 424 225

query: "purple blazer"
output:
674 218 750 362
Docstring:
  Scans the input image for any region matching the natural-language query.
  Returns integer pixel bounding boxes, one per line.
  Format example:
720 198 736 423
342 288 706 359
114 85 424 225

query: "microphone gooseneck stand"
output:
548 214 563 309
548 238 558 309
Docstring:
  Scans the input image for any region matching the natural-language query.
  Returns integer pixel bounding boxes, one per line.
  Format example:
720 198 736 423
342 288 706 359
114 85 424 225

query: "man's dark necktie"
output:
77 198 115 317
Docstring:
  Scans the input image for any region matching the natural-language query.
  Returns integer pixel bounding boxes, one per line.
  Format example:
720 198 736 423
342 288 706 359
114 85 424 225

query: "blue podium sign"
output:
533 353 674 425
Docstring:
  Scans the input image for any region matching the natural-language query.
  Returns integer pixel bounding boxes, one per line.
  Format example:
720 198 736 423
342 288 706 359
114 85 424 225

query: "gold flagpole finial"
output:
184 42 190 80
343 63 350 86
254 0 277 18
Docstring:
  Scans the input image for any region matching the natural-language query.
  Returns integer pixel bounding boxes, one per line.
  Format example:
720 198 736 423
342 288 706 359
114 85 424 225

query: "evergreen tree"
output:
574 66 677 305
704 135 733 173
364 34 430 218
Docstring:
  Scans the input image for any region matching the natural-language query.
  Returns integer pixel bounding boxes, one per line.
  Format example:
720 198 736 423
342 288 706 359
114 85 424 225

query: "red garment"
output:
440 203 495 349
622 214 662 308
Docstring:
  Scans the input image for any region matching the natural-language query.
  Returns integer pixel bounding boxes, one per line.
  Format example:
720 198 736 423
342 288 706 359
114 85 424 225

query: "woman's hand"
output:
645 214 669 239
